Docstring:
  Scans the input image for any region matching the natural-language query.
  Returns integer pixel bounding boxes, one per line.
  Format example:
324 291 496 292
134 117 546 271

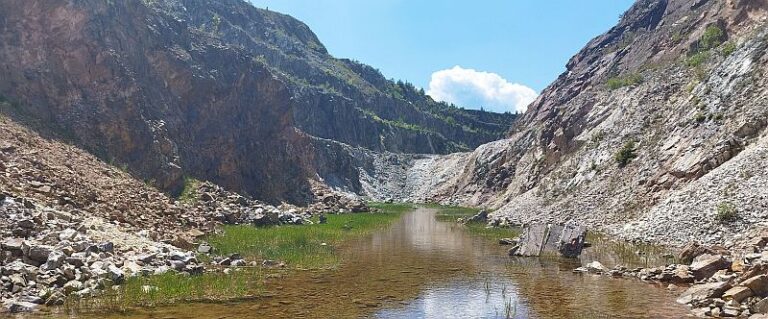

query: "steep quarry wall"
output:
354 0 768 247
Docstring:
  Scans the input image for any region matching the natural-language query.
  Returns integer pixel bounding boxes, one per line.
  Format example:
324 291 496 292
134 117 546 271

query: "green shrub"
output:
694 112 708 123
698 25 725 52
715 202 738 222
178 177 200 203
614 140 638 168
606 73 644 90
670 30 685 43
686 51 711 67
722 42 737 56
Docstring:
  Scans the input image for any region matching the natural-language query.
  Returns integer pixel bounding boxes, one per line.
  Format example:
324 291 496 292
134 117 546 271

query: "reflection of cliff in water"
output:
88 208 687 319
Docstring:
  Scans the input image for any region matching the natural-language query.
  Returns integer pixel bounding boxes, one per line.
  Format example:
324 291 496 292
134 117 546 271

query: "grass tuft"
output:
73 270 261 312
206 204 407 268
178 176 201 203
606 73 644 90
716 202 738 223
614 140 638 168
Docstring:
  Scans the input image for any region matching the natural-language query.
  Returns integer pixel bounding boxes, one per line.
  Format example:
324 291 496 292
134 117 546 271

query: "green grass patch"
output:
178 176 201 203
206 206 407 268
74 270 261 312
427 203 481 223
697 25 726 52
606 73 643 90
722 41 737 56
686 51 711 68
465 224 521 240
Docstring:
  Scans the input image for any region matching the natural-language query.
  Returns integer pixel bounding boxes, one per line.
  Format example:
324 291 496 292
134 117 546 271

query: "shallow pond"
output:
51 208 689 318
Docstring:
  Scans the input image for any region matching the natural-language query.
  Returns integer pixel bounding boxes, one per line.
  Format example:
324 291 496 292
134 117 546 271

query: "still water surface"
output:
82 208 688 318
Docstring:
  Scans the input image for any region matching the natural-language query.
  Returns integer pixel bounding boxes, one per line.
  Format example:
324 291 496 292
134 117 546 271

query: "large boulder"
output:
690 254 731 280
752 297 768 314
557 224 588 258
21 243 52 266
516 224 548 257
514 223 587 258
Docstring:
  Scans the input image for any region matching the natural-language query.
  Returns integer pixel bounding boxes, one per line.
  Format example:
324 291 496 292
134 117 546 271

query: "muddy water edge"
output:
52 208 688 318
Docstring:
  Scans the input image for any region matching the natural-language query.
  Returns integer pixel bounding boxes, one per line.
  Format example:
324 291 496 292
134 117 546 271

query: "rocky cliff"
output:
361 0 768 247
0 0 514 204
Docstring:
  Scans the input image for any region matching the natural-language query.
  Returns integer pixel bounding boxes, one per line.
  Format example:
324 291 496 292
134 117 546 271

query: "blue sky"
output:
249 0 635 113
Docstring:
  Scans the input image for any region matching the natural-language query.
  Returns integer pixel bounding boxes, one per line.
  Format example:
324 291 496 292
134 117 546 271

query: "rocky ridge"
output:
355 0 768 250
0 0 514 204
0 116 365 312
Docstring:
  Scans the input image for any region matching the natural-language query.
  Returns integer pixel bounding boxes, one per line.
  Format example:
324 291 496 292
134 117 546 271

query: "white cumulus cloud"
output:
426 66 538 114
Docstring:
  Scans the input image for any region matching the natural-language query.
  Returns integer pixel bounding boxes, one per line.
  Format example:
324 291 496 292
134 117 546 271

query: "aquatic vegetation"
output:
73 269 261 312
585 232 677 268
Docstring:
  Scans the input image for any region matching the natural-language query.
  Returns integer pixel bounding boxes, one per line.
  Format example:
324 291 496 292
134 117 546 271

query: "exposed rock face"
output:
357 0 768 247
0 116 357 310
0 0 514 204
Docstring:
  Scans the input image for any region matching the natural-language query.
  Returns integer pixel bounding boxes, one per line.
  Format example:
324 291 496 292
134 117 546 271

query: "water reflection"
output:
53 208 687 319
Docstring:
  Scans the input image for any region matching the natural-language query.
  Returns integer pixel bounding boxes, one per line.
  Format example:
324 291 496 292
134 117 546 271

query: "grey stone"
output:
514 223 587 258
543 224 564 252
558 223 588 258
16 219 36 229
41 251 66 271
677 281 733 304
22 244 52 264
498 238 516 245
516 224 548 257
197 244 212 254
585 261 608 274
1 238 23 251
722 306 741 317
169 260 186 271
107 265 125 284
464 210 489 224
97 242 114 253
58 229 78 241
65 256 85 268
